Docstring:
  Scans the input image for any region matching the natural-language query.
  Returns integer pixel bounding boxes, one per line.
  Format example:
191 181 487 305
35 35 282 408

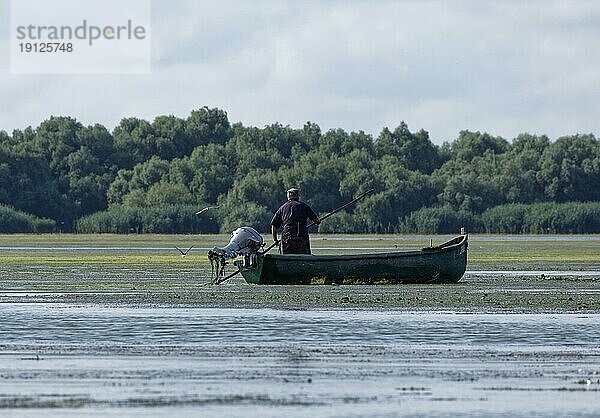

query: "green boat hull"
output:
235 234 468 285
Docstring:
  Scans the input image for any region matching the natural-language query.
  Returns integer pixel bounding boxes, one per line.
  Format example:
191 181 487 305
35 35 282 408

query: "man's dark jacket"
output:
271 200 318 238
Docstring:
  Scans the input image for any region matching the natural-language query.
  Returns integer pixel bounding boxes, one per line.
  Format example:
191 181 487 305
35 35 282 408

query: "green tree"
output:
185 107 231 146
222 169 284 212
112 117 156 167
22 118 120 224
434 151 505 212
498 134 549 203
399 206 482 234
151 115 188 160
320 128 374 157
217 200 271 233
32 116 82 175
280 152 345 212
0 205 56 233
184 144 235 204
374 122 442 174
353 156 438 232
538 134 600 202
145 182 194 206
0 148 69 222
0 130 11 146
108 156 171 206
449 130 509 162
338 148 383 198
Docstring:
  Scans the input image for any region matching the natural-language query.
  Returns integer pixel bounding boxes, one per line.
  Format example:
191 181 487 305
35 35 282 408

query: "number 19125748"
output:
19 43 73 53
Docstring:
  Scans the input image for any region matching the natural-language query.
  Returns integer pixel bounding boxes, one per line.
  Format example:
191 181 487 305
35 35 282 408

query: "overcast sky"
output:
1 0 599 144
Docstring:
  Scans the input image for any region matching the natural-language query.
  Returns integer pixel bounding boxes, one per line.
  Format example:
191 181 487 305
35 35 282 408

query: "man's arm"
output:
306 204 320 225
271 207 282 243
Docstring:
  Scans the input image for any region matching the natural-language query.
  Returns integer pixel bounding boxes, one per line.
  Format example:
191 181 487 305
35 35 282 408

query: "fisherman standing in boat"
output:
271 188 320 254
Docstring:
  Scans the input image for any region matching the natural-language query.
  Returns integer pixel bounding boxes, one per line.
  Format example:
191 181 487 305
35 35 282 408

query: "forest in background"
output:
1 107 599 234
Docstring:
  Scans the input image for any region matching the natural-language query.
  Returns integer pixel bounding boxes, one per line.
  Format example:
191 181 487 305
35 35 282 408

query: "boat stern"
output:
234 254 264 284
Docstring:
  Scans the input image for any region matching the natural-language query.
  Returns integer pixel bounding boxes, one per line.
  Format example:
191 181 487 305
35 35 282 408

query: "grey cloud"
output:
0 0 598 143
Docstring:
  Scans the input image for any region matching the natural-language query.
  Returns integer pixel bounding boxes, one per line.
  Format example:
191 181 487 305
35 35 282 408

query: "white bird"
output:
175 245 194 257
195 206 218 215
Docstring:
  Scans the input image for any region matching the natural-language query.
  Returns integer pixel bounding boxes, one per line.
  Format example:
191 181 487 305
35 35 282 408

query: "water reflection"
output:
1 306 599 417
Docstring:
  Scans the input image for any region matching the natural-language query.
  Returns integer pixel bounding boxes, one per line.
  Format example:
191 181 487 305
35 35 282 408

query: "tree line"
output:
1 107 599 234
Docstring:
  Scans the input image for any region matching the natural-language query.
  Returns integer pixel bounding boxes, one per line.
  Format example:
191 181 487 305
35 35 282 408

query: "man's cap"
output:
287 188 300 196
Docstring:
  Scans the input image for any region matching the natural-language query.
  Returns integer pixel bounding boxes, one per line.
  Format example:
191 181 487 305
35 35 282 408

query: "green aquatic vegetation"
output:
0 233 224 247
1 233 599 271
466 238 600 270
0 233 598 310
0 252 210 266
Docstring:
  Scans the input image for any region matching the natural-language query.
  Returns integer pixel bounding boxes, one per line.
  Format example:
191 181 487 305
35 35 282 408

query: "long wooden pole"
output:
307 188 375 229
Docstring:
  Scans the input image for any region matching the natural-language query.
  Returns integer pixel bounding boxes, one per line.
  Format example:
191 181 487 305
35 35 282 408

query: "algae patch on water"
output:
0 233 598 309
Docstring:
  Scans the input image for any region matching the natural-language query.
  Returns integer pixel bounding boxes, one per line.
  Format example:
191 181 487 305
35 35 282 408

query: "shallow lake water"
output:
1 305 599 417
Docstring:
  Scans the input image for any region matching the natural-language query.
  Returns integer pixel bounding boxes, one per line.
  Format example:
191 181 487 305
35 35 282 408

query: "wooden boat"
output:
234 234 468 285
